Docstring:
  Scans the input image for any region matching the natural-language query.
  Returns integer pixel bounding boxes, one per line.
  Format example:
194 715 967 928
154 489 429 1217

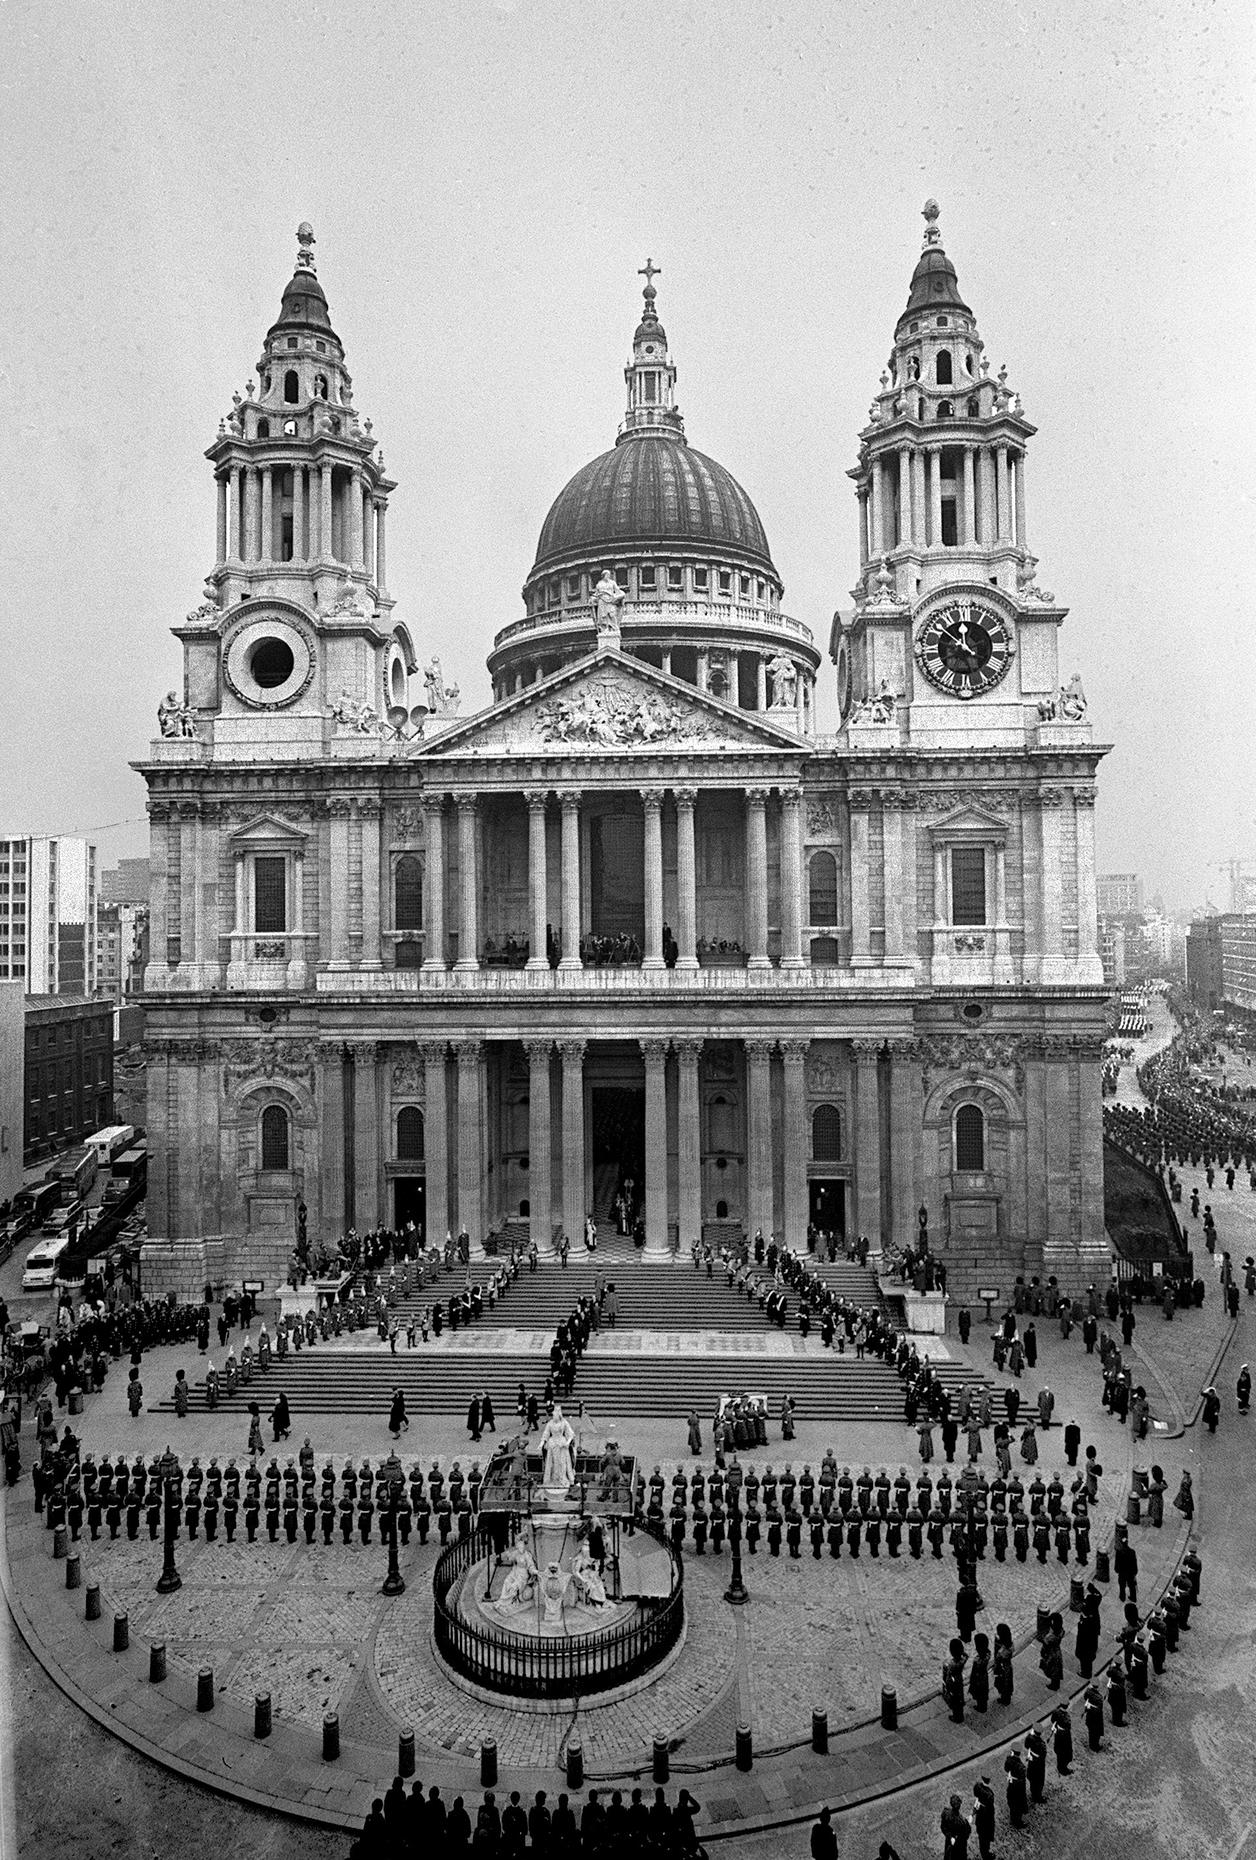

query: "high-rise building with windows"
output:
137 209 1111 1301
0 835 98 995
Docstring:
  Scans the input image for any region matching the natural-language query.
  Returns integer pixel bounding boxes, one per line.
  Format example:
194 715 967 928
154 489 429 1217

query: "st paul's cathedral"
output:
137 205 1111 1302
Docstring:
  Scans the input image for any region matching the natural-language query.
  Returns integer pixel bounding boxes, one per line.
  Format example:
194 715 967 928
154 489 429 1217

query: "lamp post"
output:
724 1485 749 1606
382 1456 406 1597
156 1454 182 1594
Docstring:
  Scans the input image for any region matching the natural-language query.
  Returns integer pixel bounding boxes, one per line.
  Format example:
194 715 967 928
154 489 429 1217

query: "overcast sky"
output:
1 0 1252 910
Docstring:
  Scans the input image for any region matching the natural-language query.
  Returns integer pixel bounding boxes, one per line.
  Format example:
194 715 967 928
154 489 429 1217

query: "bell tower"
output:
172 225 416 754
837 202 1073 750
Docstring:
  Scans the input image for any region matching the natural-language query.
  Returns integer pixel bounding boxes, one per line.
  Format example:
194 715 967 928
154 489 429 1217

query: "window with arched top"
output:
808 851 839 925
936 349 953 385
937 400 954 419
396 1105 424 1161
261 1104 290 1172
812 1103 842 1161
256 418 270 439
954 1104 985 1171
283 370 299 404
967 397 979 418
395 855 423 932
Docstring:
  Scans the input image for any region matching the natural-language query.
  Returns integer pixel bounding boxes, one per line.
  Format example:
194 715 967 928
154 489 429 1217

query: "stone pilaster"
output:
746 1037 775 1239
455 1040 484 1250
526 1038 553 1252
781 1038 809 1249
421 1040 449 1246
641 1038 670 1255
675 1037 702 1252
559 1038 586 1245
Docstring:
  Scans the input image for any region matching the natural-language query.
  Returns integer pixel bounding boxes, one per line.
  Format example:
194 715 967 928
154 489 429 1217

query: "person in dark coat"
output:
1083 1683 1105 1751
468 1394 483 1441
482 1393 497 1433
1050 1703 1074 1774
992 1621 1014 1705
972 1778 996 1860
810 1807 838 1860
968 1633 991 1712
389 1389 409 1437
940 1794 971 1860
1075 1589 1101 1677
1003 1751 1028 1828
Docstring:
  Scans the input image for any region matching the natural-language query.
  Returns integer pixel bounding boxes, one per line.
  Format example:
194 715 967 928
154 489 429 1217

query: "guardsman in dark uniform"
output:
245 1486 261 1541
1054 1513 1071 1563
338 1490 354 1544
926 1512 945 1559
970 1502 989 1561
809 1510 824 1558
846 1508 862 1558
184 1485 200 1541
1063 1418 1082 1466
1050 1701 1074 1773
837 1466 853 1517
691 1499 708 1555
874 1467 892 1516
745 1500 761 1556
265 1484 281 1542
786 1503 803 1559
1128 1634 1150 1699
1106 1661 1127 1726
906 1503 924 1559
856 1466 874 1515
942 1640 966 1723
991 1505 1008 1562
972 1777 996 1860
223 1485 239 1542
203 1486 219 1543
1146 1609 1167 1674
146 1488 162 1541
1012 1507 1030 1562
864 1507 881 1558
766 1502 783 1558
320 1486 336 1544
886 1505 903 1558
1083 1683 1105 1751
669 1494 686 1556
302 1490 317 1543
936 1469 953 1519
1003 1750 1028 1829
1024 1725 1047 1802
799 1466 815 1515
968 1634 991 1713
916 1472 933 1518
359 1486 375 1545
825 1508 842 1559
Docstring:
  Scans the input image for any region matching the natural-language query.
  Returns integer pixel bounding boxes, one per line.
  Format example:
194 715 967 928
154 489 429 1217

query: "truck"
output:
85 1125 135 1167
49 1147 98 1205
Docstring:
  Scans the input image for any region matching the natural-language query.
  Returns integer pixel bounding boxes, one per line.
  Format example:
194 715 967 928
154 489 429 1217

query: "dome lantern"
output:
621 259 684 441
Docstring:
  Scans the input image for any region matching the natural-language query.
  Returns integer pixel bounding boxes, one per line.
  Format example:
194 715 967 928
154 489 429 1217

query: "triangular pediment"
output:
926 802 1009 837
227 812 309 846
418 650 807 757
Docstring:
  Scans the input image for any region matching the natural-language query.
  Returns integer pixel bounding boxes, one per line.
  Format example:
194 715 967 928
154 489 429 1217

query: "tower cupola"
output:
621 260 684 439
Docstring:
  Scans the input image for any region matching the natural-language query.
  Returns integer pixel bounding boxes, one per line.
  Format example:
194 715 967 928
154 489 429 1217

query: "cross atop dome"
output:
638 257 661 310
624 263 683 441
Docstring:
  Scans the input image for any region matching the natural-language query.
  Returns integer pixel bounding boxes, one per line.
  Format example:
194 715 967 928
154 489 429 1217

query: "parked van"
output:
21 1233 71 1290
85 1126 135 1167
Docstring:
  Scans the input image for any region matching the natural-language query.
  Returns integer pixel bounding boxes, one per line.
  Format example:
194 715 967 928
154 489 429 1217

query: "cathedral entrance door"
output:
590 1085 646 1232
809 1177 846 1240
393 1177 426 1240
588 810 645 950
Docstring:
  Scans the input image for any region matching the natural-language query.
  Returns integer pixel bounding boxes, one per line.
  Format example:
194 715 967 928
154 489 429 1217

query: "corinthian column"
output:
642 788 665 970
526 1039 553 1253
641 1039 670 1255
852 1039 883 1250
676 1037 702 1252
422 794 446 971
744 787 770 968
780 788 804 968
746 1037 774 1239
525 790 549 970
455 1040 484 1252
454 792 479 972
421 1041 449 1245
674 788 698 970
781 1038 809 1248
560 1039 586 1247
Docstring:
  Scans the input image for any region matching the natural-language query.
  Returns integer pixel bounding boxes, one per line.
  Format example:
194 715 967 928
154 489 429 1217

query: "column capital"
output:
418 1040 449 1066
780 1038 810 1064
453 790 479 814
745 786 770 809
641 787 666 811
356 798 382 820
559 789 582 813
327 795 354 818
524 1038 553 1066
558 1038 586 1065
674 1036 704 1063
779 786 803 815
420 791 446 818
744 1036 775 1060
639 1038 670 1067
454 1039 484 1066
851 1038 884 1060
524 788 550 811
673 786 697 810
347 1040 379 1065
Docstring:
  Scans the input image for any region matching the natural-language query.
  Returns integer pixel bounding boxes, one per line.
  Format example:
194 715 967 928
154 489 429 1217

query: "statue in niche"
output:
593 570 625 643
158 691 197 739
766 654 798 708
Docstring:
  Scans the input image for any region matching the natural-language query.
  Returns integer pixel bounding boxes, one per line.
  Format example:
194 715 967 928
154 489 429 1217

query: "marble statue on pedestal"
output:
538 1405 576 1492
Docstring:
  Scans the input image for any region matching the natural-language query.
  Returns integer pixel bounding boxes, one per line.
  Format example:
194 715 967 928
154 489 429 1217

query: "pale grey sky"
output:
1 0 1252 908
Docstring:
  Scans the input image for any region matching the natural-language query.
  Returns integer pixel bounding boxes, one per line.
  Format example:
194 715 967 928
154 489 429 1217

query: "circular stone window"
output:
961 1001 986 1025
223 614 315 710
250 637 295 689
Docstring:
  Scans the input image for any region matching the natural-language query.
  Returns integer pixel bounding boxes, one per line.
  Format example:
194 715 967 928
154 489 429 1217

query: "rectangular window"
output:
643 373 657 403
950 847 987 925
567 575 581 599
254 857 287 933
694 567 709 590
667 565 683 591
739 575 750 597
718 570 732 595
639 564 656 590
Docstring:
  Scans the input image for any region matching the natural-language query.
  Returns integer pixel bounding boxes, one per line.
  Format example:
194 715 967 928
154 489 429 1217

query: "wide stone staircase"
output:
155 1257 1005 1424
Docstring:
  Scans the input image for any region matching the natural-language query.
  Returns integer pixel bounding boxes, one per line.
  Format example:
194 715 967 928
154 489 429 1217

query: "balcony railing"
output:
315 962 919 994
492 600 815 650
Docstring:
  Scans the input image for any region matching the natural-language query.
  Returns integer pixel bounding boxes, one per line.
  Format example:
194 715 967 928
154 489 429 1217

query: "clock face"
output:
915 598 1013 699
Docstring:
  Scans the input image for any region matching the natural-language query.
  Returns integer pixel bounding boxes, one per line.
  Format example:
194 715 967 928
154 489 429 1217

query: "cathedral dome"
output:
530 432 777 582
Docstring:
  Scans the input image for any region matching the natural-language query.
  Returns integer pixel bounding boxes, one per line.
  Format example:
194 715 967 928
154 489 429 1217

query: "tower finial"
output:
921 199 941 249
638 257 660 314
296 222 317 272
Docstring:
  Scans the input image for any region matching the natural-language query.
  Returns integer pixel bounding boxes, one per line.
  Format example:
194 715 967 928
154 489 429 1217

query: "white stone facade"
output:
136 213 1111 1303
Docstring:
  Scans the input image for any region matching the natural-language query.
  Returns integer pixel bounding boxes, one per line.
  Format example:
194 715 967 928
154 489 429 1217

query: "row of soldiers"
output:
937 1549 1204 1858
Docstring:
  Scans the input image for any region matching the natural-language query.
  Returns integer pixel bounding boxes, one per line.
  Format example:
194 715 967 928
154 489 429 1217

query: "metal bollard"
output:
736 1723 753 1771
398 1726 415 1777
323 1712 339 1761
1133 1467 1149 1497
1069 1576 1085 1612
65 1553 81 1591
113 1612 129 1653
85 1583 101 1621
197 1667 214 1712
52 1524 68 1561
1126 1492 1141 1526
880 1686 898 1731
812 1707 829 1753
1035 1604 1051 1643
480 1739 497 1788
255 1693 272 1739
1095 1548 1111 1583
150 1642 167 1683
566 1741 584 1791
653 1735 669 1784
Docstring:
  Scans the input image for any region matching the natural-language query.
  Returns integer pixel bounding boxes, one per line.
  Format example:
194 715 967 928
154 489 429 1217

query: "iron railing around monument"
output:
432 1524 683 1699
